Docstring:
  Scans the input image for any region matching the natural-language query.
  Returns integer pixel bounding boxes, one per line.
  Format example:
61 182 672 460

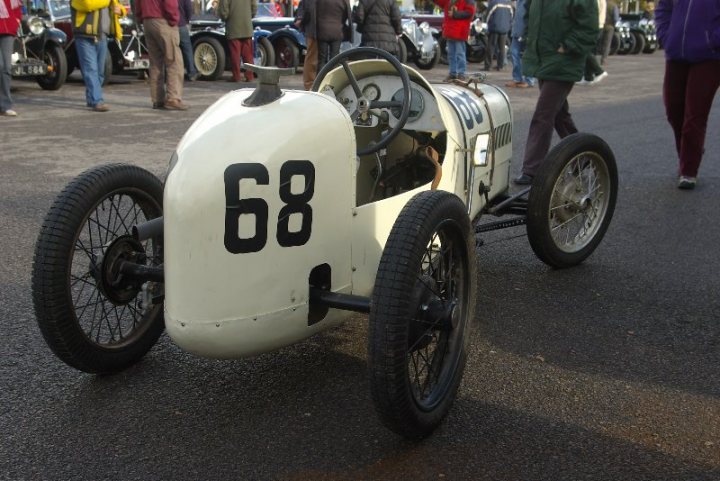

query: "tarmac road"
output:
1 53 719 481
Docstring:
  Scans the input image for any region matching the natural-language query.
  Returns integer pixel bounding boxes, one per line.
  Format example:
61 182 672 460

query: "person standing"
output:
434 0 476 82
354 0 402 57
135 0 188 110
505 0 533 88
295 0 317 89
484 0 512 71
218 0 256 83
315 0 349 71
71 0 126 112
599 0 618 66
514 0 598 185
178 0 198 81
656 0 720 190
0 0 21 116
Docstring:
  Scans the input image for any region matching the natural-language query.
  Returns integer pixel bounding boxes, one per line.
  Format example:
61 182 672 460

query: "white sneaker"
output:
575 79 590 86
591 71 608 84
677 176 697 190
0 109 18 116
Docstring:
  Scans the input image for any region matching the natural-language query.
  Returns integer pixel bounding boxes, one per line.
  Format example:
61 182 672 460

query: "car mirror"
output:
473 133 489 166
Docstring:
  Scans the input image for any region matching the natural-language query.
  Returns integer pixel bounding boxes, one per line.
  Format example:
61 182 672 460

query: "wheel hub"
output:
409 276 456 351
93 235 147 305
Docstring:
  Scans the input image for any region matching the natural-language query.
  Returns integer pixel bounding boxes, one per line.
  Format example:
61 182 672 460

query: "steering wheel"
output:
311 47 412 157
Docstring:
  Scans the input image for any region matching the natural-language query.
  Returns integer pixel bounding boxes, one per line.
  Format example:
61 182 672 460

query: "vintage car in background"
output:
620 12 658 54
11 0 68 90
190 17 275 80
397 18 441 69
33 48 618 439
403 10 488 64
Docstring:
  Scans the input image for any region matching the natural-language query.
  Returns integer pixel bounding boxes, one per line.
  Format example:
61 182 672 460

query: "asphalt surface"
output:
1 54 719 481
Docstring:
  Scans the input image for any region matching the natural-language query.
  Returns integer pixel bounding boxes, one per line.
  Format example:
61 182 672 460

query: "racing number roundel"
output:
224 160 315 254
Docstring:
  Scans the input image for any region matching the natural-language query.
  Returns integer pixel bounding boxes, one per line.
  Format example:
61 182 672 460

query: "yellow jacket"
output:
71 0 126 41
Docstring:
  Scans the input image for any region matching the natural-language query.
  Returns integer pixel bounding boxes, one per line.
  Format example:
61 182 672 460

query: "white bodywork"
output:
164 61 513 358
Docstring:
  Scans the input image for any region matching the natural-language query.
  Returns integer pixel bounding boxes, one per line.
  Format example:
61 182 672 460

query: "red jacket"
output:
434 0 476 41
135 0 180 26
0 0 22 36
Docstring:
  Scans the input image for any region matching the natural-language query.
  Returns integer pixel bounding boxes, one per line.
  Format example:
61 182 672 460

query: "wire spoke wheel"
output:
369 191 478 439
33 164 165 373
527 133 618 268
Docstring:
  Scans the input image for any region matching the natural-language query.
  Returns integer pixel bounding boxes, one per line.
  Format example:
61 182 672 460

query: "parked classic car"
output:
33 48 618 439
620 12 658 54
11 0 68 90
397 18 441 70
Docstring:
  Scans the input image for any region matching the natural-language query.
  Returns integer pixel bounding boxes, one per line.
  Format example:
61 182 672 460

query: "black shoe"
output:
152 102 165 110
513 173 534 185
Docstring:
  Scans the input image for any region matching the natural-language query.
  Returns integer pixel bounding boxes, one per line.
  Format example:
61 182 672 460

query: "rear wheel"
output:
36 43 67 90
273 37 300 68
526 133 618 268
193 36 226 80
32 164 165 374
369 190 478 439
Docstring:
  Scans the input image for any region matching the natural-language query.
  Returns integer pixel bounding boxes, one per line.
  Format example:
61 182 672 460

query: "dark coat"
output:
486 0 513 34
296 0 317 38
315 0 350 42
354 0 402 54
656 0 720 62
217 0 257 39
522 0 598 82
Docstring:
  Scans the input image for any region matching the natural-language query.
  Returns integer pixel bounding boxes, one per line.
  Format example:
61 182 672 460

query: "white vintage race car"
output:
32 48 618 439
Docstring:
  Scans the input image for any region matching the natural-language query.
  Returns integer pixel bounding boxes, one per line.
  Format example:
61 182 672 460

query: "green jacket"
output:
522 0 599 82
218 0 257 39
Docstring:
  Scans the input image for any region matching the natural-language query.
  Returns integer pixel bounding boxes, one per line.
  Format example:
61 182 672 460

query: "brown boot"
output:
165 99 189 111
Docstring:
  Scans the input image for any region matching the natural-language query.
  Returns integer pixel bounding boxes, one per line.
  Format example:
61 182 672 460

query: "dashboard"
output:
328 75 445 133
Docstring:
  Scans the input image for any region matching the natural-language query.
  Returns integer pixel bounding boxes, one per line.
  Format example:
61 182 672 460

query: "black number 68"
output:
224 160 315 254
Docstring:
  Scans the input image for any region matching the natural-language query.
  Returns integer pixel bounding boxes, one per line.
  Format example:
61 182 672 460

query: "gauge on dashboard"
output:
362 83 381 101
391 87 424 121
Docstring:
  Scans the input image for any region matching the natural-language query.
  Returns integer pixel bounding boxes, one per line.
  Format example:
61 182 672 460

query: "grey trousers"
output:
521 79 577 177
0 35 13 112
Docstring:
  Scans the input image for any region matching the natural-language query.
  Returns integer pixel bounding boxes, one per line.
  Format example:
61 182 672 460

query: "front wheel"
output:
36 43 67 90
526 133 618 268
369 190 478 439
193 36 226 80
415 43 440 70
32 164 165 374
255 36 275 67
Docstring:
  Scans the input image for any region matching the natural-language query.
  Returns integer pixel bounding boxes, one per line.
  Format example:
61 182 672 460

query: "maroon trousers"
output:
229 38 254 81
521 80 578 177
663 60 720 177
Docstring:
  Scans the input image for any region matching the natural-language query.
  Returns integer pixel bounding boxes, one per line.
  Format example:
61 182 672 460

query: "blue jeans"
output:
510 37 535 85
446 39 466 77
179 26 197 78
75 36 108 107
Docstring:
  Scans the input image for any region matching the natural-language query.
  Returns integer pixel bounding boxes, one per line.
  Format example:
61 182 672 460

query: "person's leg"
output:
447 39 457 78
553 83 578 138
160 22 184 102
95 38 108 95
587 53 604 79
179 26 197 78
600 25 613 66
676 60 720 177
328 40 341 63
663 60 689 164
456 40 467 77
485 32 496 70
0 36 14 112
239 37 254 81
143 19 166 105
521 79 575 176
317 40 329 71
497 33 507 70
303 35 318 90
510 36 522 82
228 38 242 81
75 37 103 107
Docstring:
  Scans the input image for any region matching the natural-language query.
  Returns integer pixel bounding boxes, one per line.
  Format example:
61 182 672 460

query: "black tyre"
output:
466 42 486 63
642 39 657 54
273 37 300 68
396 38 408 64
255 36 275 67
414 43 440 70
193 36 225 80
630 31 645 54
32 164 165 374
527 133 618 268
36 43 67 90
369 190 478 439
